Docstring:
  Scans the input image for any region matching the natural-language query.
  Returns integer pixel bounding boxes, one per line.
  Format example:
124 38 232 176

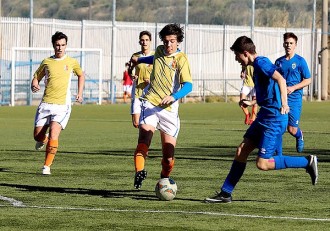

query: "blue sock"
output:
221 160 246 194
273 155 308 170
294 128 302 139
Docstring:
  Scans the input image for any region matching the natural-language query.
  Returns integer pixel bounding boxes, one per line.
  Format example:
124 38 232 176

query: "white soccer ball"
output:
155 178 177 201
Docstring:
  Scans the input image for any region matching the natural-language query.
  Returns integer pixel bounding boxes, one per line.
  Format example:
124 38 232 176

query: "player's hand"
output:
130 56 139 65
31 84 41 93
76 95 83 103
161 96 175 106
287 86 295 94
281 104 290 114
239 99 251 108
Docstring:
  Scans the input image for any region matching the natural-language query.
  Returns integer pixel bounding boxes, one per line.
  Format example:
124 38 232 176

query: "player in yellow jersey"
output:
238 65 258 125
129 31 154 128
130 24 193 189
31 31 85 175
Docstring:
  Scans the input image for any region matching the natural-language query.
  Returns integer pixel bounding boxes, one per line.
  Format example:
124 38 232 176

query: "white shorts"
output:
131 97 142 115
34 102 71 129
123 85 132 94
240 86 256 97
140 100 180 138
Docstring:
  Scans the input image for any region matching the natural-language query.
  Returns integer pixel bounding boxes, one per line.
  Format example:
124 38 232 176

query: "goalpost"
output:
11 47 103 106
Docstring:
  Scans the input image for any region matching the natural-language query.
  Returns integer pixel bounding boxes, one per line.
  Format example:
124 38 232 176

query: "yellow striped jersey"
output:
143 45 192 110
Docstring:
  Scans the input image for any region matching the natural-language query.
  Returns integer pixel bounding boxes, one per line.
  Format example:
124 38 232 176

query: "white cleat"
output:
35 133 49 151
42 165 51 175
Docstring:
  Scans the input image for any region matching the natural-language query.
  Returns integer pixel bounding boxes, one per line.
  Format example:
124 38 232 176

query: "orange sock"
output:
161 158 175 178
44 139 58 167
134 143 149 172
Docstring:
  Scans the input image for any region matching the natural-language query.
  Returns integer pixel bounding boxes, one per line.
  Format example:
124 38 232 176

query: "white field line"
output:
0 195 329 222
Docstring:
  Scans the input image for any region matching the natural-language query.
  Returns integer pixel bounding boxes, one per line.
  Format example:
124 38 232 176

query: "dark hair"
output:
159 23 184 43
230 36 256 54
283 32 298 42
52 31 68 45
139 31 152 41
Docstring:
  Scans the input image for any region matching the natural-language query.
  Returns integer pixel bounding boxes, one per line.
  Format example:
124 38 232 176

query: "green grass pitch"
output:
0 102 329 230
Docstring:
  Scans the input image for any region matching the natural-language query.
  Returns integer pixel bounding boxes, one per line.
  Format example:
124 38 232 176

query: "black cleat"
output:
204 191 232 203
134 169 147 189
306 155 318 185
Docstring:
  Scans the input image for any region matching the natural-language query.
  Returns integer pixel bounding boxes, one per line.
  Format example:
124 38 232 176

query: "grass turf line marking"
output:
0 201 329 222
0 195 25 207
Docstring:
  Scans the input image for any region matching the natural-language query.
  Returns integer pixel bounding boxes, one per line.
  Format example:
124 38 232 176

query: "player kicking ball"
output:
205 36 318 203
130 23 192 190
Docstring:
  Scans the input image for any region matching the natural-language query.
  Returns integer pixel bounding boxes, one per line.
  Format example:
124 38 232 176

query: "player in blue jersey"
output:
275 32 311 153
205 36 318 203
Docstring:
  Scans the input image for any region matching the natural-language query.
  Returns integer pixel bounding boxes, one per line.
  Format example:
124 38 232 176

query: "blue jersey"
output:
274 54 311 104
253 56 283 119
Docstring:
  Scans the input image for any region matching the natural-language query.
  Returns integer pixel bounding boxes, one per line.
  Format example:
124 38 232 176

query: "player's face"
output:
283 38 297 56
139 35 151 51
162 35 179 55
53 38 67 58
234 51 248 66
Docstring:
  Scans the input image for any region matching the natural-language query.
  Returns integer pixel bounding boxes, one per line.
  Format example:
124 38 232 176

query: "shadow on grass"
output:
0 182 278 204
0 182 203 202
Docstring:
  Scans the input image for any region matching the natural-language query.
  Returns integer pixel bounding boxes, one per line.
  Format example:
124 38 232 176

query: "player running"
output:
31 31 85 175
275 32 311 153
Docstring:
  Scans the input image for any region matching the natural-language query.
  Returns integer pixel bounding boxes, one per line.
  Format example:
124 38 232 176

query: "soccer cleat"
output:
248 119 255 125
35 133 49 151
296 131 304 153
244 113 250 125
306 155 318 185
42 165 51 175
204 191 232 203
134 169 147 189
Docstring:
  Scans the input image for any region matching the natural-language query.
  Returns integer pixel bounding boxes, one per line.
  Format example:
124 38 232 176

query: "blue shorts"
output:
244 116 288 159
288 103 302 127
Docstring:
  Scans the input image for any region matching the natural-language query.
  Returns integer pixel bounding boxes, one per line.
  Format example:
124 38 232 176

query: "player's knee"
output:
256 158 272 171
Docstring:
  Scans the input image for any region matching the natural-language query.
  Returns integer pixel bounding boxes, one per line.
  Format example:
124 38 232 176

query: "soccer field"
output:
0 102 329 230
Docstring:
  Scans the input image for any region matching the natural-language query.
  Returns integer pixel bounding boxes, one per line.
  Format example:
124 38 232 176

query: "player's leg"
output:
205 137 256 203
42 121 61 175
34 103 50 150
249 93 257 124
160 132 176 178
131 97 141 128
256 120 317 185
34 125 49 151
42 104 71 175
157 107 180 179
287 104 304 152
133 101 157 189
240 87 250 125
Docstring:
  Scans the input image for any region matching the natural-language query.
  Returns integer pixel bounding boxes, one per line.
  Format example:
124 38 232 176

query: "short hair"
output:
159 23 184 43
52 31 68 45
283 32 298 43
230 36 256 54
139 31 152 41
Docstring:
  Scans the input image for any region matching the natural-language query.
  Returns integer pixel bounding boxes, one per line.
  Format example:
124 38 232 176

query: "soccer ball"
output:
155 178 177 201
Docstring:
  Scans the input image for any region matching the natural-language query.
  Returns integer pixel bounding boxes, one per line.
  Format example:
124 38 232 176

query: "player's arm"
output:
272 70 289 114
136 56 154 64
76 72 85 103
239 98 256 107
31 65 45 93
287 78 311 94
161 82 192 105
